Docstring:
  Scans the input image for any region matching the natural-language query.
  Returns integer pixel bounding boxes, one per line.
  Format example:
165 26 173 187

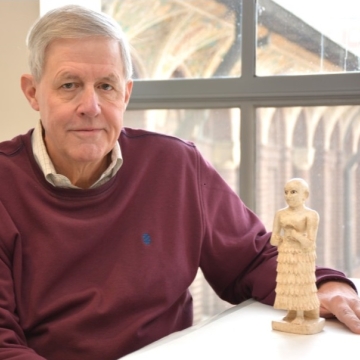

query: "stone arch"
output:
291 110 314 176
330 122 341 151
256 108 288 228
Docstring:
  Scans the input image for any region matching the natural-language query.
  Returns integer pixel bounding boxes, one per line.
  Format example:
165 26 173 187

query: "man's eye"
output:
61 83 75 89
100 84 113 91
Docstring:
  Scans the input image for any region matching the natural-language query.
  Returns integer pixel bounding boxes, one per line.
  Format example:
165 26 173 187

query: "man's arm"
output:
0 203 46 359
0 257 47 359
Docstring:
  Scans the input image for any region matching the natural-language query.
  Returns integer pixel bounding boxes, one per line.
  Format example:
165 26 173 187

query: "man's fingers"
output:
318 281 360 334
334 302 360 334
319 289 360 333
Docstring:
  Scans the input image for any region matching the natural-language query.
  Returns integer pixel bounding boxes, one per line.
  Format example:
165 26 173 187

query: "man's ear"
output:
124 80 133 108
21 74 40 111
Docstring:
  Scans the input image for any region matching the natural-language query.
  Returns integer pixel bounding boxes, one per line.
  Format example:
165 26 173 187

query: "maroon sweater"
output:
0 128 348 360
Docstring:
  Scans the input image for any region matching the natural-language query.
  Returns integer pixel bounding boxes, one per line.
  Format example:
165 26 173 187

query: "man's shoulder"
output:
119 128 201 170
0 130 33 169
0 133 27 157
120 127 196 149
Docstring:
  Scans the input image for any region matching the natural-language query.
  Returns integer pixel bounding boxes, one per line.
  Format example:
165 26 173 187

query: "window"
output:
256 105 360 274
257 0 360 75
102 0 242 79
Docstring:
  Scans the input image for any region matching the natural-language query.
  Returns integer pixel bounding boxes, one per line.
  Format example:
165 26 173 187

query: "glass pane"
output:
102 0 242 79
257 0 360 75
256 106 360 277
124 108 240 323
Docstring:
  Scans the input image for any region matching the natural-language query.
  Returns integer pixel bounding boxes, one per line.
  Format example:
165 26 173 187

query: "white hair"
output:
26 5 133 82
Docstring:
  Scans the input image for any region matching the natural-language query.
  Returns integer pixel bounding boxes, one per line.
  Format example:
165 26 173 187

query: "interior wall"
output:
0 0 40 141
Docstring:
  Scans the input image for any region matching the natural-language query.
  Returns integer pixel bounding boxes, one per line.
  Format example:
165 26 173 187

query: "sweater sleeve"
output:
0 204 46 360
0 263 46 360
196 153 354 305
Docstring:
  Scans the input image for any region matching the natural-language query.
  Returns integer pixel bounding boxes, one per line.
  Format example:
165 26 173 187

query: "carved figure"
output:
271 178 325 334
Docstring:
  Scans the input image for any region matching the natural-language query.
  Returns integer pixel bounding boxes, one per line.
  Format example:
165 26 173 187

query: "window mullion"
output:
241 0 257 81
239 102 257 210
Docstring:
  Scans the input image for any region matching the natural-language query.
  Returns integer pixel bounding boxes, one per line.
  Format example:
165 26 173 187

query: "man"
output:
0 5 359 360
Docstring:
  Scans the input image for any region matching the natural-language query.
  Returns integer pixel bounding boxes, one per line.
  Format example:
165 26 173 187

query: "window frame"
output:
127 0 360 211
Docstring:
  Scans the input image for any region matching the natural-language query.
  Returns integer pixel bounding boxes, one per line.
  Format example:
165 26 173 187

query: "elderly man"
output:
0 5 359 360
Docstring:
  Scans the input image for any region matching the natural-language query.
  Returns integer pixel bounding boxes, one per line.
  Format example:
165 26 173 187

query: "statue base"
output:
272 317 325 335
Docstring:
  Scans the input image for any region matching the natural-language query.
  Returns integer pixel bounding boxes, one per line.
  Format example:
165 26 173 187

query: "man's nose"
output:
77 87 101 117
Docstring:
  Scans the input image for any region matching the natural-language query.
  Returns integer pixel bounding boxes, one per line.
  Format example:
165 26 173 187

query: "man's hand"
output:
318 281 360 334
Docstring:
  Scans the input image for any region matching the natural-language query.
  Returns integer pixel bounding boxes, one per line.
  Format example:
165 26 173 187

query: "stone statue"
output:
270 178 325 334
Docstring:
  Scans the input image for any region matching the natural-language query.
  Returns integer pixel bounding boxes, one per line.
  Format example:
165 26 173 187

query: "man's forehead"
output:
44 37 122 66
41 37 125 81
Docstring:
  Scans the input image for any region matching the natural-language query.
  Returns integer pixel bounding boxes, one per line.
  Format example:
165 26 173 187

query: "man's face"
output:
22 37 133 173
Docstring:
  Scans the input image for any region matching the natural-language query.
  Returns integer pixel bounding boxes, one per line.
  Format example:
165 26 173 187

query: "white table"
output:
123 279 360 359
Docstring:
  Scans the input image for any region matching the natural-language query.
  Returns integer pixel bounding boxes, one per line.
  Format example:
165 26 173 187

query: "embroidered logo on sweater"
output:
142 233 152 245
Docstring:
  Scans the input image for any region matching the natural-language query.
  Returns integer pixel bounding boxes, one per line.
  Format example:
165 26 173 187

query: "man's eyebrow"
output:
56 72 81 81
56 72 120 83
101 74 120 83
